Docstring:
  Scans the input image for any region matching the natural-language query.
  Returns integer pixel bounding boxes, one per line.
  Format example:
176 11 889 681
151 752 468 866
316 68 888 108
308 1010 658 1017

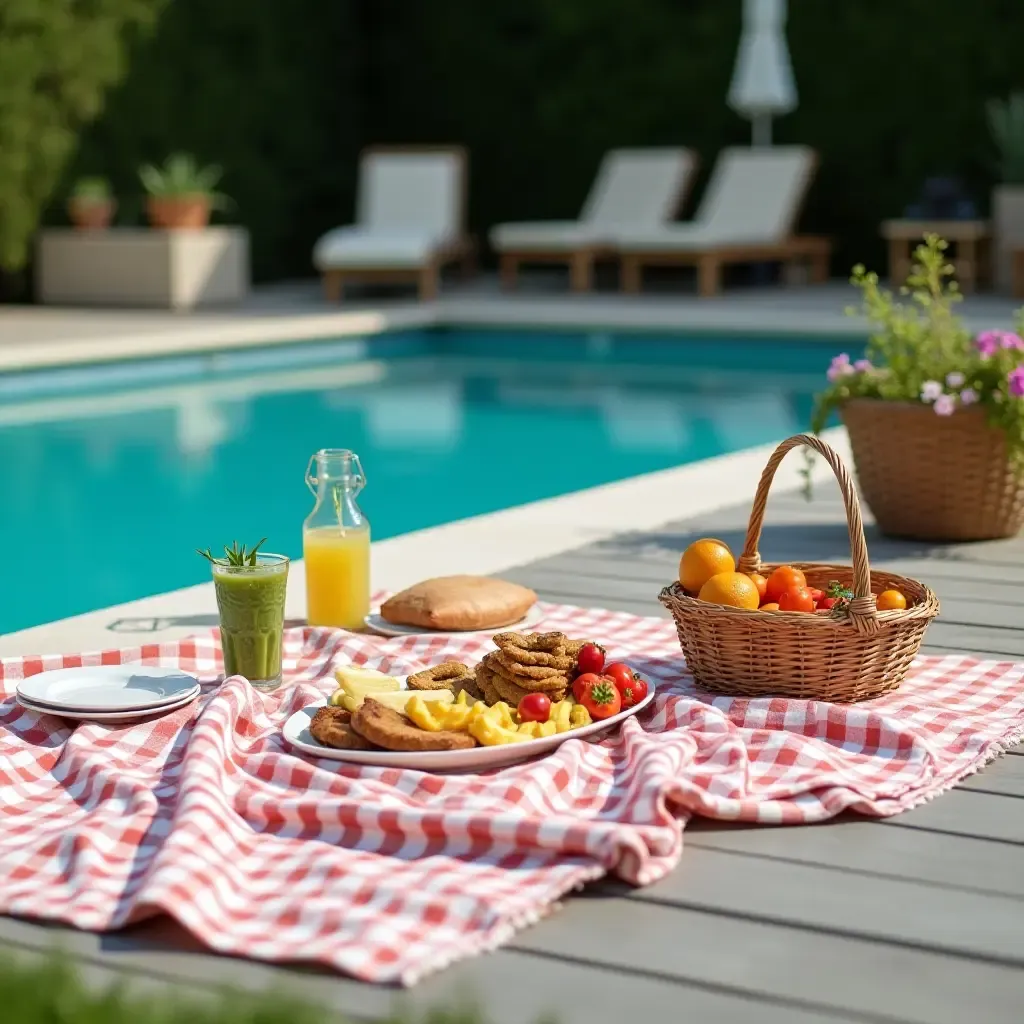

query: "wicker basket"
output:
842 398 1024 542
658 434 940 702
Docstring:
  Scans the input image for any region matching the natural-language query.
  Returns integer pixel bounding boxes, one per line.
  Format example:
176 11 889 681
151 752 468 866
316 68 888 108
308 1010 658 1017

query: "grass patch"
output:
0 952 552 1024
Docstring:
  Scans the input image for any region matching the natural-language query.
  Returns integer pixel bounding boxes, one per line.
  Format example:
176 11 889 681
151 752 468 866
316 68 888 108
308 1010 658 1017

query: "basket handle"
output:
736 434 879 634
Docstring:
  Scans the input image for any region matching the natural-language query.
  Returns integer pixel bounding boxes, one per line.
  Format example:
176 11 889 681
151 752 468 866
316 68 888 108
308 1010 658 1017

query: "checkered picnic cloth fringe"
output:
3 601 1024 985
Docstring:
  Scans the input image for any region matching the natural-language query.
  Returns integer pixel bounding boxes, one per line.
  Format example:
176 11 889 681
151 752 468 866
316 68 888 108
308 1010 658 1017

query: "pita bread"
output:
379 575 537 631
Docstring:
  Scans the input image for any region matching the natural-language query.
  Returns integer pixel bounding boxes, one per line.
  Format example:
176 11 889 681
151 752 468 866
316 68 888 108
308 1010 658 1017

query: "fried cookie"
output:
351 698 477 752
493 631 567 653
474 663 504 705
492 642 576 669
492 649 572 680
407 661 472 691
492 669 566 705
309 705 378 750
482 652 569 695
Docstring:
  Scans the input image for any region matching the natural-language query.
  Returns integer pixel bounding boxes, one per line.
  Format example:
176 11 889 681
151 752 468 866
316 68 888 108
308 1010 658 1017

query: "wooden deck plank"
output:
684 817 1024 897
506 895 1024 1024
605 844 1024 964
0 915 865 1024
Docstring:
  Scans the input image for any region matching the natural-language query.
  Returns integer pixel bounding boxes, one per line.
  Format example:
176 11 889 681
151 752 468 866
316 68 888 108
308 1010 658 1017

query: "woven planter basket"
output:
842 398 1024 542
658 434 940 702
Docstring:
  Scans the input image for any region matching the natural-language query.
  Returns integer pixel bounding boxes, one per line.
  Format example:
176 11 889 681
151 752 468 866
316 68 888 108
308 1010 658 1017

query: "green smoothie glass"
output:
201 542 289 691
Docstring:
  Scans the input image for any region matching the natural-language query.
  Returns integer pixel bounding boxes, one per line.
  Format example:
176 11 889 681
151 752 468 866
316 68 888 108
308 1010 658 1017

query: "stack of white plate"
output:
16 665 201 722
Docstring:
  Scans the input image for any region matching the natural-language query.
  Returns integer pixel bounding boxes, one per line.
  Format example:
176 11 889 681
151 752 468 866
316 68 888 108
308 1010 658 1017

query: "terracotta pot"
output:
841 397 1024 542
146 196 211 229
67 198 116 230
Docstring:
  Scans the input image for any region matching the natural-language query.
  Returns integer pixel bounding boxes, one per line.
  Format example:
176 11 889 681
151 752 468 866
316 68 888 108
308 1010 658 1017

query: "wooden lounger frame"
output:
321 145 476 303
619 149 830 297
497 155 699 294
619 236 832 297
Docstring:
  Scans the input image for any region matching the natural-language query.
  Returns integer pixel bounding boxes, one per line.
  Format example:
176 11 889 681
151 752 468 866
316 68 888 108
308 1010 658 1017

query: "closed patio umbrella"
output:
728 0 797 147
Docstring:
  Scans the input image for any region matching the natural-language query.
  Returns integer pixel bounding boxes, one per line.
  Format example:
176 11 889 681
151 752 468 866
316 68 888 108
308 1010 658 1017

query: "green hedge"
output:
3 0 1024 286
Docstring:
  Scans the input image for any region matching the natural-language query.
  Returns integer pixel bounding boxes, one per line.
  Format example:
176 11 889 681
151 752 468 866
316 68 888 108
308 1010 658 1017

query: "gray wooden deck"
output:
4 479 1024 1023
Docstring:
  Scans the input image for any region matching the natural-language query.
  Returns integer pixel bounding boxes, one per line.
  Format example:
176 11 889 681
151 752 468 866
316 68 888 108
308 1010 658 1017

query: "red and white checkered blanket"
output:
3 602 1024 984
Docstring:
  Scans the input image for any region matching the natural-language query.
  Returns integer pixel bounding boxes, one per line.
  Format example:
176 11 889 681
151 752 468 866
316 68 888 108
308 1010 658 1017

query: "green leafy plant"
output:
197 538 268 567
987 92 1024 184
139 152 230 207
70 176 113 202
805 234 1024 491
0 951 522 1024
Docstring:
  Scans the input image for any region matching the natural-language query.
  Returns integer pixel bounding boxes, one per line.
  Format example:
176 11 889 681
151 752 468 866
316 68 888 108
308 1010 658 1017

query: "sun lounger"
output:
313 146 474 302
490 148 697 292
614 145 830 297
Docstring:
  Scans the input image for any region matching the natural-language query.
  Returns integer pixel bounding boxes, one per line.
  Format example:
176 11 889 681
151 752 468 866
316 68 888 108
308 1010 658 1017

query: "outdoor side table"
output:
880 219 990 293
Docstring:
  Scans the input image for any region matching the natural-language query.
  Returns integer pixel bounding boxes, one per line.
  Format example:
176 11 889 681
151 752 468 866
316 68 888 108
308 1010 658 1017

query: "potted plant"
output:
988 92 1024 291
808 234 1024 542
66 177 116 230
138 153 229 229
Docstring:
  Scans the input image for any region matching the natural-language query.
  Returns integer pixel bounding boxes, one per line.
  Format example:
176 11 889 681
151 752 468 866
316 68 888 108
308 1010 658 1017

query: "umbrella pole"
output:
751 113 772 147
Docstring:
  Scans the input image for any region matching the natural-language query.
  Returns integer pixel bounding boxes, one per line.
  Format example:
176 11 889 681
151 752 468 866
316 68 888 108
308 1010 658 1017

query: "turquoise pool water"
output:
0 327 848 633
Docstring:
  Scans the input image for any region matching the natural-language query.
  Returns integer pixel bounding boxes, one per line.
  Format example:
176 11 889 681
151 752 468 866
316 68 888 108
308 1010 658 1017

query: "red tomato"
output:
579 677 622 720
573 672 603 703
604 662 635 689
818 596 837 611
604 662 646 708
618 675 649 709
765 565 807 603
778 586 816 613
577 643 607 675
808 588 825 605
517 692 552 723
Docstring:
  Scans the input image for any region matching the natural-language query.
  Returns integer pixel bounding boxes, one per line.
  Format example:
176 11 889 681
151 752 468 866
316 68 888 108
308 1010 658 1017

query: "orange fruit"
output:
680 539 735 593
765 565 807 603
759 602 780 612
876 589 907 610
778 586 816 613
698 571 761 610
748 573 768 601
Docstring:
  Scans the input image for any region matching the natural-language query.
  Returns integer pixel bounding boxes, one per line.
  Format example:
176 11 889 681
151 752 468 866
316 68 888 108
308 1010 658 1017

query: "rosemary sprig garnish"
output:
197 538 267 567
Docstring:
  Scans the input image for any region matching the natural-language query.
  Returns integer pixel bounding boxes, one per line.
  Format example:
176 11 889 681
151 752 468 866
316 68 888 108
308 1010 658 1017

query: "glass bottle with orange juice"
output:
303 449 370 629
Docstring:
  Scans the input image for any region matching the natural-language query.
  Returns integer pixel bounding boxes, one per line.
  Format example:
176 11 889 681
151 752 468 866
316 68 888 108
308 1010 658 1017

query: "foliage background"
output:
3 0 1024 287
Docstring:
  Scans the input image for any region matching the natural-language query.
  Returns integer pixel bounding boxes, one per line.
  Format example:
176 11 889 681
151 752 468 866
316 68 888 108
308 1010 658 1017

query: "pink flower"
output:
945 371 965 388
933 394 957 416
827 353 854 382
975 330 1001 357
1002 332 1024 350
1009 366 1024 397
853 359 873 372
920 380 944 402
960 388 979 405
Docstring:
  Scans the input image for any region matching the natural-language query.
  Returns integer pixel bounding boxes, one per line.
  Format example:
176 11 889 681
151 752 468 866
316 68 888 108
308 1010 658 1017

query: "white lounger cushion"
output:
313 150 462 270
615 146 815 250
490 148 695 252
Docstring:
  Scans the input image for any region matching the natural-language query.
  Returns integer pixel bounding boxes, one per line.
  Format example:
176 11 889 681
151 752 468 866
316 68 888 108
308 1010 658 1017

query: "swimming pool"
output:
0 327 848 633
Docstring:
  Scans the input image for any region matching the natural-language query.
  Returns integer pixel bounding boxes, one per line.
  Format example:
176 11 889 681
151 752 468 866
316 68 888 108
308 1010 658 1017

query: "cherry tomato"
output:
577 642 607 675
808 587 825 605
765 565 807 604
604 662 635 689
618 674 649 709
579 677 622 720
778 586 816 613
517 692 552 723
818 596 837 611
573 672 603 703
603 662 646 708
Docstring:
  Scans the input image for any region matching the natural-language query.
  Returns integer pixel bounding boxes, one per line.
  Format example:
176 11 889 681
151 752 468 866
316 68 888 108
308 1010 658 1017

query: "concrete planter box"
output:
992 184 1024 292
36 227 250 310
